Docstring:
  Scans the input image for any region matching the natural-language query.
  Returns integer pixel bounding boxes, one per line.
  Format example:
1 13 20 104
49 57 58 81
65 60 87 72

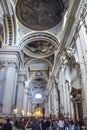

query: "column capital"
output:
0 61 18 70
0 52 20 69
0 48 23 68
18 69 27 80
61 56 68 66
24 86 29 95
17 69 27 86
81 1 87 19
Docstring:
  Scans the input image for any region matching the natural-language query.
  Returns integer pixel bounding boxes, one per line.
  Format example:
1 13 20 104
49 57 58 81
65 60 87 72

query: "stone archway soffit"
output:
18 32 59 50
1 0 13 15
24 58 52 70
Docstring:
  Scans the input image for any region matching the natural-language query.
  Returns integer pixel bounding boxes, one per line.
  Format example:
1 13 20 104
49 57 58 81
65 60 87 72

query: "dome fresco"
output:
16 0 64 30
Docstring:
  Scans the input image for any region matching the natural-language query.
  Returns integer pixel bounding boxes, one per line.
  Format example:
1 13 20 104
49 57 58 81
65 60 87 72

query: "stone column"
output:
76 36 87 113
23 85 29 117
47 95 50 117
0 52 20 116
58 68 64 114
16 70 26 117
0 64 7 113
1 62 18 115
27 98 32 117
61 57 68 116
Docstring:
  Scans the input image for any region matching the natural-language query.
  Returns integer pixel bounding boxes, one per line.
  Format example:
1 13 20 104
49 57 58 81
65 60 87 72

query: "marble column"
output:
47 95 50 116
16 71 25 117
79 22 87 66
61 64 67 116
64 63 71 117
70 96 74 118
76 36 87 113
27 99 32 117
1 62 18 115
23 86 29 117
59 68 64 114
0 65 7 113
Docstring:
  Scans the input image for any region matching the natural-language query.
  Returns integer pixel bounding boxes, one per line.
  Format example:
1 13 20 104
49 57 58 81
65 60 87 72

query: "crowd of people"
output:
0 116 85 130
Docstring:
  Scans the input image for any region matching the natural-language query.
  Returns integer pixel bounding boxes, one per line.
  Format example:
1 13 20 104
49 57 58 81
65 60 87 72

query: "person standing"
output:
3 118 12 130
31 120 40 130
46 119 50 130
58 118 64 130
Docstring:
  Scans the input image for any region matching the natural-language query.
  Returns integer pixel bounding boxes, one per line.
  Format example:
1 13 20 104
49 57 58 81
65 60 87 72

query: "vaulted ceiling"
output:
0 0 70 108
16 0 69 106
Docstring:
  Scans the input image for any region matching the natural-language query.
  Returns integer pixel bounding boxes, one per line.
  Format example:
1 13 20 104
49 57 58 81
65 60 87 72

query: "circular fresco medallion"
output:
16 0 64 30
23 40 55 58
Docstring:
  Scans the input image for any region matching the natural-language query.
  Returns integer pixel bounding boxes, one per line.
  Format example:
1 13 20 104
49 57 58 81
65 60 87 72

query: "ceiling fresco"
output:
23 40 55 58
14 0 69 106
16 0 64 30
31 77 47 84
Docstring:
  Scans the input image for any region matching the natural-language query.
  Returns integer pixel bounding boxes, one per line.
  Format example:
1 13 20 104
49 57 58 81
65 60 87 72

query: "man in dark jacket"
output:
46 119 50 130
31 120 40 130
3 118 12 130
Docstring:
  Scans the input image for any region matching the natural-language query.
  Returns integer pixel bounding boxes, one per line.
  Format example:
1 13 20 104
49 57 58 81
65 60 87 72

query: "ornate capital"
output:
17 70 27 86
0 61 18 69
80 1 87 24
0 50 22 70
61 56 68 66
66 48 74 57
64 47 78 62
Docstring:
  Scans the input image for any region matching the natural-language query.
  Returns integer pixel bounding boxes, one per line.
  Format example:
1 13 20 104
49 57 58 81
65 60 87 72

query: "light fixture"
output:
21 109 25 117
27 112 32 117
13 108 17 115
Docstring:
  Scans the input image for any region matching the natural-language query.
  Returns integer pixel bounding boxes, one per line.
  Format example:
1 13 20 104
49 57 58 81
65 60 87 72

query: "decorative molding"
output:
0 0 17 46
24 58 52 71
18 23 31 39
19 32 59 49
0 51 21 69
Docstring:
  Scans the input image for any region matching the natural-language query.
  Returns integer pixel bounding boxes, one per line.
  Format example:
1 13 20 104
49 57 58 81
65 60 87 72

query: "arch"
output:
24 58 52 70
1 0 17 46
18 32 59 50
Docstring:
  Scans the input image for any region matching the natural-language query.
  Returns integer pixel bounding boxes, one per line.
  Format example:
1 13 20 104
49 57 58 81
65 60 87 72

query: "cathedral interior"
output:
0 0 87 126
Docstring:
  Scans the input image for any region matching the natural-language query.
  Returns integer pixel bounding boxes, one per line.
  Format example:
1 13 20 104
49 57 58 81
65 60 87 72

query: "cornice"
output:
0 47 22 60
0 48 22 69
